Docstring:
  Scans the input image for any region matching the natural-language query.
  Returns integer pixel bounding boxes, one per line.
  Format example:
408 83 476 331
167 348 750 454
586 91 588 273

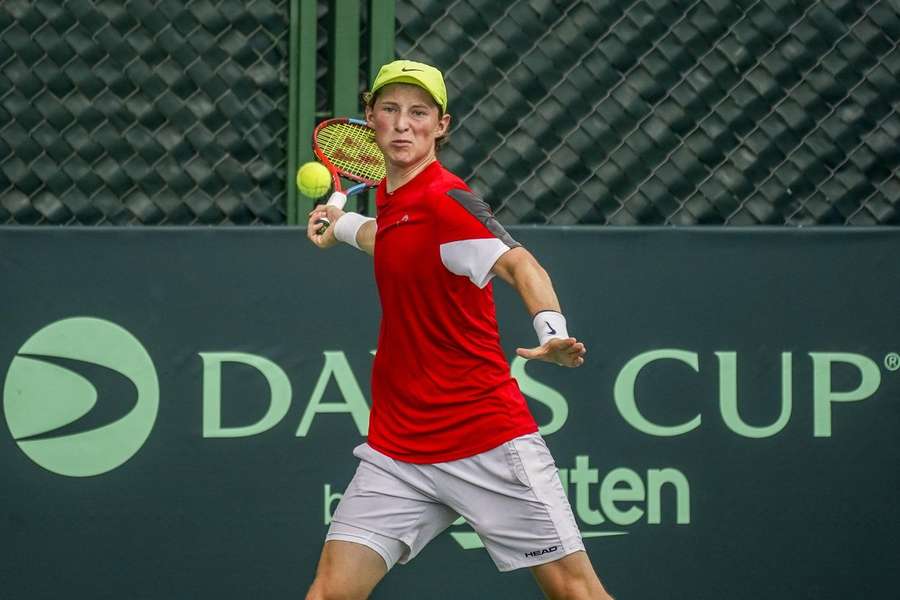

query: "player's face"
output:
366 84 450 170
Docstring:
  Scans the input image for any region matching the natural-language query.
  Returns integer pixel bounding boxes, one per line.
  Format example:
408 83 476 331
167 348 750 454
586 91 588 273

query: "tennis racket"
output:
312 117 386 233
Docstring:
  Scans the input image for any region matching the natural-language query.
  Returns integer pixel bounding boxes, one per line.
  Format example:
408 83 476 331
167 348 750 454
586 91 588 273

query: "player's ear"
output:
436 113 451 137
365 104 375 127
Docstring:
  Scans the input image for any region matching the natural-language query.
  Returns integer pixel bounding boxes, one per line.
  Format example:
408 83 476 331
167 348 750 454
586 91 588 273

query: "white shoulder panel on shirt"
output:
439 238 512 288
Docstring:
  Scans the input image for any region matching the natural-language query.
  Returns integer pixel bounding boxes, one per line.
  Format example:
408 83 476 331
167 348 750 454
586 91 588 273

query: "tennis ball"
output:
296 161 332 198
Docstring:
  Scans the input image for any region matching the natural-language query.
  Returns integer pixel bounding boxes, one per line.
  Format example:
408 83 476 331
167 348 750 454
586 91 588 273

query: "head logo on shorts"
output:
3 317 159 477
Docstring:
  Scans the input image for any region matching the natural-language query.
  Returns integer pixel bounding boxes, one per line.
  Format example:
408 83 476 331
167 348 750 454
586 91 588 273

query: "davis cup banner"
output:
1 227 897 599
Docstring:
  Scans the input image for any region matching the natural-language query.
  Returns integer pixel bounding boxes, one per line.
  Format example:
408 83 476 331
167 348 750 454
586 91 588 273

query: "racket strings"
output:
316 124 386 183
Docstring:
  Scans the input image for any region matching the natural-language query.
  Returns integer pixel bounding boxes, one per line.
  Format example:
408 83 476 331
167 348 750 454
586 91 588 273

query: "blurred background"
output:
2 0 898 227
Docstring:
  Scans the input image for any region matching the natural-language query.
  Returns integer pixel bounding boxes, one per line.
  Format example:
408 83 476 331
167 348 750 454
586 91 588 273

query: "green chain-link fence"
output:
1 0 288 224
3 0 899 225
398 0 900 225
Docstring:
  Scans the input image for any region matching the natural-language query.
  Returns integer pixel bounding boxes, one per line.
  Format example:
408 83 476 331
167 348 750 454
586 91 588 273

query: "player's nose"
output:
394 112 410 132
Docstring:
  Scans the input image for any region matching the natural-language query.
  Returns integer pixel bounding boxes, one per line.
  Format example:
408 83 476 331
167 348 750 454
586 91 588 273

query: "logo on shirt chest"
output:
379 212 413 234
375 212 431 271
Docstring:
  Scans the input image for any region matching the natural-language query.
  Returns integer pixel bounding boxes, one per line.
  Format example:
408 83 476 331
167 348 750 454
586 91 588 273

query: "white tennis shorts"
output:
325 432 584 572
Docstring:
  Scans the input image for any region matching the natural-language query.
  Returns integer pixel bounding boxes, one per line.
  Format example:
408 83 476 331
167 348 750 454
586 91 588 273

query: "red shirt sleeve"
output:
436 187 521 288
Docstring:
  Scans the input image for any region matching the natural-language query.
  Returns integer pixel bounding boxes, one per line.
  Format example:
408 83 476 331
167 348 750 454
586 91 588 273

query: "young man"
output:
305 60 614 600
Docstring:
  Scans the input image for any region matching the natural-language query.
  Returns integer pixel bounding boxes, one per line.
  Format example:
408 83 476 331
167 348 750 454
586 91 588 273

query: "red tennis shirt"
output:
368 161 538 463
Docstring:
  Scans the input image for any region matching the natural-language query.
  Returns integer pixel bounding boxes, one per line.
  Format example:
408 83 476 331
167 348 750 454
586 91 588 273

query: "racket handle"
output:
326 190 348 209
314 191 348 234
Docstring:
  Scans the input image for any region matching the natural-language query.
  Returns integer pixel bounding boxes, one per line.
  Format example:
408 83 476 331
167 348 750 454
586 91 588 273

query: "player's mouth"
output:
390 139 413 148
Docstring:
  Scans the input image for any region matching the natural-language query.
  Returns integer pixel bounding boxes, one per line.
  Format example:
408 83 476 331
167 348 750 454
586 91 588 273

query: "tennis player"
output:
305 60 614 600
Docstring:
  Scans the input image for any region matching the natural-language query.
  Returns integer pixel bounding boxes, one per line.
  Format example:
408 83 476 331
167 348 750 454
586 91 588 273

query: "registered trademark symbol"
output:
885 353 900 372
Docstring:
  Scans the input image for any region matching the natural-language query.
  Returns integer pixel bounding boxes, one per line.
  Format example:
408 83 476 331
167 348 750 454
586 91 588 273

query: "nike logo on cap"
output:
401 67 423 72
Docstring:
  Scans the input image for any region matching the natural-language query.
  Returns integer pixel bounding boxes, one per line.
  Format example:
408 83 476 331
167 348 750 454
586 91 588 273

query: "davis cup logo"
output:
3 317 159 477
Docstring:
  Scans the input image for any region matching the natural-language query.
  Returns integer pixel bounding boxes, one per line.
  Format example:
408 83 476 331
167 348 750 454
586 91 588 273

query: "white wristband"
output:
333 212 375 250
532 311 569 346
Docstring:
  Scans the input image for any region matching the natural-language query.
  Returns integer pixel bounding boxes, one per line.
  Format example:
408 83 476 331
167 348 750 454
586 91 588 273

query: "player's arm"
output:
307 201 376 256
491 247 586 368
491 247 559 314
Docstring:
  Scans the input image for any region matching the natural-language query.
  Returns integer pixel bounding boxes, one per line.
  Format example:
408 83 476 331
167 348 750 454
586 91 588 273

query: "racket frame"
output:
312 117 383 199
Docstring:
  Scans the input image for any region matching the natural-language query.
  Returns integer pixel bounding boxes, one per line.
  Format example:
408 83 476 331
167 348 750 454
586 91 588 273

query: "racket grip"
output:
325 191 348 209
314 191 348 234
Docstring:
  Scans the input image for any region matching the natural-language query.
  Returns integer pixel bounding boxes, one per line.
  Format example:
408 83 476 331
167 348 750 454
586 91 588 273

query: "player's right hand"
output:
307 204 345 249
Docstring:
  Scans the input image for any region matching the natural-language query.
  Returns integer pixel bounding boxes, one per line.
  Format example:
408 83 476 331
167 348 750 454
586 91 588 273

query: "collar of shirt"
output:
380 160 443 198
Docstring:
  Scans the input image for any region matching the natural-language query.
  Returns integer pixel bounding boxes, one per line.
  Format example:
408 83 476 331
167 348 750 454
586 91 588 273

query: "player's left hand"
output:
516 338 586 368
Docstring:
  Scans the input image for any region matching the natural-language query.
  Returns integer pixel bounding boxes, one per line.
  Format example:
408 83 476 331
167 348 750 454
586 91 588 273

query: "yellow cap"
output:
370 60 448 113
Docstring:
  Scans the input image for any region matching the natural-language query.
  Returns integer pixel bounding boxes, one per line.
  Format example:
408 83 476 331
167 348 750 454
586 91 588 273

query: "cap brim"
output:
372 76 446 111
